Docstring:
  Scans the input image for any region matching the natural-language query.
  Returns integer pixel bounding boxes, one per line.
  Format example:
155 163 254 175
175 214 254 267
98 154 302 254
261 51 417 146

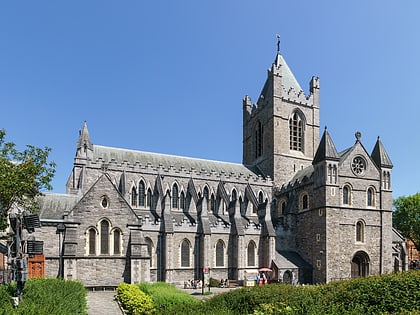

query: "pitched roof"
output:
38 193 80 220
274 53 303 92
371 137 393 168
93 145 263 178
313 128 340 164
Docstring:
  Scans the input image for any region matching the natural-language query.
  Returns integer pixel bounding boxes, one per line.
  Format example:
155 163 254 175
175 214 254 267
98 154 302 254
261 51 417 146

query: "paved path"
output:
87 290 122 315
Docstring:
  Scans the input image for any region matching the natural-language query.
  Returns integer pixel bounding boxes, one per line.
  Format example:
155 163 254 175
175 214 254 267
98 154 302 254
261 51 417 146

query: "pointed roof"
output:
371 136 393 168
77 121 93 153
313 127 340 164
274 52 304 93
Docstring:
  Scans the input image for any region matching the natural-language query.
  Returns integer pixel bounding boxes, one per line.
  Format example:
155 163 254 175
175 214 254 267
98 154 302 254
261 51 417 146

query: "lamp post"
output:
56 223 66 278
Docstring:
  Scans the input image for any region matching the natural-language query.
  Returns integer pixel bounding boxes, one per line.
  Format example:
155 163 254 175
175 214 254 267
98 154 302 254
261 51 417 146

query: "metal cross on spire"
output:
276 34 281 53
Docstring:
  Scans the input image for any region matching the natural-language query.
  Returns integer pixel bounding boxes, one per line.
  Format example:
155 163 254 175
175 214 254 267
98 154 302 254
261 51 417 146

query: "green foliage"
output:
0 129 55 231
0 278 86 315
0 284 16 315
117 282 154 315
137 282 199 313
163 271 420 315
17 278 87 315
394 193 420 251
209 277 220 287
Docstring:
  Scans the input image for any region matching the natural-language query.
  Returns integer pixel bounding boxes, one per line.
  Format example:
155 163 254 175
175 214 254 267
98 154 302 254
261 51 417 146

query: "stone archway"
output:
351 251 370 278
283 270 293 284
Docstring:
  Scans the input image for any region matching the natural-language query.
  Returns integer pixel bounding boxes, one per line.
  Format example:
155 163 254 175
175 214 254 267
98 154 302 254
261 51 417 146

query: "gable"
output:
338 141 380 181
67 173 139 225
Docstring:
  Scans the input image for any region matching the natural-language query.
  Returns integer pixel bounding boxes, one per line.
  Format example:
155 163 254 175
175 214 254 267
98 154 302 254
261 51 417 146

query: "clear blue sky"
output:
0 1 419 199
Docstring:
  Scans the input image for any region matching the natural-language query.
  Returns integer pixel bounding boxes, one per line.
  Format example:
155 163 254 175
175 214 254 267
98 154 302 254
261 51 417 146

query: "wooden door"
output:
28 254 45 278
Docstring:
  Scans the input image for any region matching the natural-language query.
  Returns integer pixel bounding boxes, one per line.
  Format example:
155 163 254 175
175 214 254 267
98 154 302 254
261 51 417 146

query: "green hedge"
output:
18 278 87 315
138 282 199 312
163 271 420 315
117 282 154 315
0 285 15 315
0 278 87 315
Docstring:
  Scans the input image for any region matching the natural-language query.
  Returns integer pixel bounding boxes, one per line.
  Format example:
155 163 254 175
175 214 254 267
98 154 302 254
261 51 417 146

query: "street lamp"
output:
56 223 66 278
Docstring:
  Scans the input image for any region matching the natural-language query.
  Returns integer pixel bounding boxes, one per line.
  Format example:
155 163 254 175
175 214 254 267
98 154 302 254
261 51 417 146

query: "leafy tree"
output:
0 129 55 231
393 193 420 251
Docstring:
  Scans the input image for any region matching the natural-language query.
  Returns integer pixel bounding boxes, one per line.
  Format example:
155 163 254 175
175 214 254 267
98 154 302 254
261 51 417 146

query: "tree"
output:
0 129 55 231
393 193 420 252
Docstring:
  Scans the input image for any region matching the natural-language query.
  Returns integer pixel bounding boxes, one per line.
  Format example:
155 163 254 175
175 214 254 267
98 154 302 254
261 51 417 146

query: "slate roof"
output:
93 145 262 178
313 128 340 164
38 193 80 220
371 137 393 168
274 53 304 92
272 251 312 269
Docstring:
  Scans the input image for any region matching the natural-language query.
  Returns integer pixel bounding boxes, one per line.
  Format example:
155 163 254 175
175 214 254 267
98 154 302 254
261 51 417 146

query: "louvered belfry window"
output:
289 112 303 151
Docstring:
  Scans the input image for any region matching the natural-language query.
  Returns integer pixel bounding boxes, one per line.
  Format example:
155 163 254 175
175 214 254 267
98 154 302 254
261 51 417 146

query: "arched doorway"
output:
283 270 293 284
351 251 369 278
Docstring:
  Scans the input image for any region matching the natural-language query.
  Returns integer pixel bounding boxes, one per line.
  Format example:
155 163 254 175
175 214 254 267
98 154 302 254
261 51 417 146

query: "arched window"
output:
383 171 391 190
172 184 179 209
343 185 351 205
216 240 224 267
203 186 210 210
302 194 309 210
145 237 154 267
131 187 137 207
88 228 96 255
138 181 145 207
356 220 365 243
231 189 237 203
256 120 263 158
247 241 256 266
180 191 186 211
280 200 286 215
258 191 264 204
210 194 216 213
289 112 304 151
367 187 375 207
100 220 109 255
181 239 190 267
113 229 121 255
146 188 152 208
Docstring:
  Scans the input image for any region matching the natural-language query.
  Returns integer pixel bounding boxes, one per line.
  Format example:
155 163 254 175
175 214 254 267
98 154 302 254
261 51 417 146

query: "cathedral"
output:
32 43 405 287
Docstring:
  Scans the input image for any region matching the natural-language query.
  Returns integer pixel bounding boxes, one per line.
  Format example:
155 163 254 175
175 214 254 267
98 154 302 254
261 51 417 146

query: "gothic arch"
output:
289 109 306 152
351 251 370 278
180 239 192 268
145 237 154 267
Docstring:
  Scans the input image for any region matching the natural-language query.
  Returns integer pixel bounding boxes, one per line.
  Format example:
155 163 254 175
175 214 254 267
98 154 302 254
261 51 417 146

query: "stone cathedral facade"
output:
34 45 405 287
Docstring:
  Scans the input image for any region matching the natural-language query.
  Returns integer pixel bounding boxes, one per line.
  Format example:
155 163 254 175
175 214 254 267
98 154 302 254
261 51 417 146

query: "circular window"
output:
351 156 366 176
100 196 109 209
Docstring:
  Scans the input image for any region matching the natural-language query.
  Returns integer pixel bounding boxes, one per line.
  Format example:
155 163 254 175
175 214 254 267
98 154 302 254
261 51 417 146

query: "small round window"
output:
351 156 366 176
101 196 109 209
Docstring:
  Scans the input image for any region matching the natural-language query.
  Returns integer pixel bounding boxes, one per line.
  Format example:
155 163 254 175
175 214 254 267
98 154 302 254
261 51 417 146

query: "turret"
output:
76 121 93 160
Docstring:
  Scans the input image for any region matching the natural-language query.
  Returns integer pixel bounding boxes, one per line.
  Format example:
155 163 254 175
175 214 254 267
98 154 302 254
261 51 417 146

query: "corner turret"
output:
76 121 93 160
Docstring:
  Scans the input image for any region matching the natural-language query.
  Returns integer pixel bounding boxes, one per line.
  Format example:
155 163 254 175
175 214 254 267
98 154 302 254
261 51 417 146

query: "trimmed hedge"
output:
18 278 87 315
162 271 420 315
138 282 199 312
117 282 154 315
0 278 87 315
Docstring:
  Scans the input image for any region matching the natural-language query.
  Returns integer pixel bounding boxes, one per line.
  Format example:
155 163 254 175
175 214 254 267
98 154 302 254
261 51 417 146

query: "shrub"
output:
209 277 220 288
138 282 199 313
0 284 16 315
161 271 420 315
117 282 154 315
17 278 87 315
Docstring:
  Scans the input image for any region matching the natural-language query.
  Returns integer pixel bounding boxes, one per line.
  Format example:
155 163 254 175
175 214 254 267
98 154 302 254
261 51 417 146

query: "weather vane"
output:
276 34 281 53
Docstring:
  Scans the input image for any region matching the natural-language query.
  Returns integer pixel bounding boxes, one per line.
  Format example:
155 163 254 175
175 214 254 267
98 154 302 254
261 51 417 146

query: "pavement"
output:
86 290 122 315
85 285 239 315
